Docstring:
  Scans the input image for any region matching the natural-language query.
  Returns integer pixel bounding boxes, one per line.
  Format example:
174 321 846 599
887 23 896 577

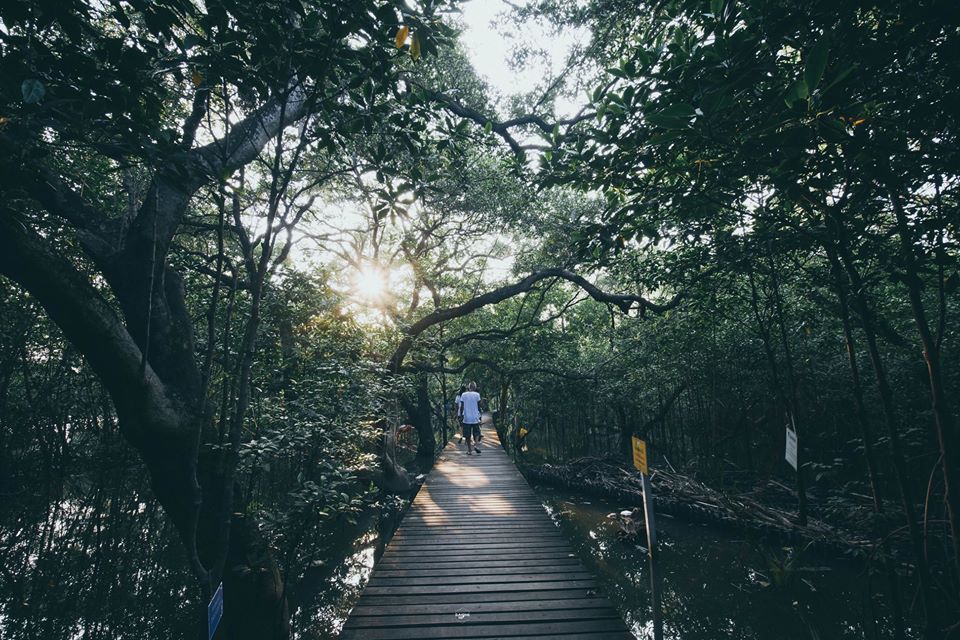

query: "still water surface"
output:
533 484 911 640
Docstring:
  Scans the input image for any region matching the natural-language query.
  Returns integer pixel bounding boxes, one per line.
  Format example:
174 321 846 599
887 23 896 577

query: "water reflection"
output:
533 485 914 640
288 504 403 640
0 474 197 640
0 455 398 640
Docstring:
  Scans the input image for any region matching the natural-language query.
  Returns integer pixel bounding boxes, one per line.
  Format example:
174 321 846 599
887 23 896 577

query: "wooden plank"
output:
353 588 605 606
394 525 561 535
347 597 616 618
367 571 595 586
397 525 556 533
382 542 572 553
395 516 554 524
377 557 580 577
339 618 631 639
344 606 620 628
361 579 598 596
379 548 574 559
390 532 564 541
389 535 567 545
379 548 576 558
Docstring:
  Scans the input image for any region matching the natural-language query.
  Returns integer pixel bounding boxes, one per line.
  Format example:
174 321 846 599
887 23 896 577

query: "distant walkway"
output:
340 415 633 639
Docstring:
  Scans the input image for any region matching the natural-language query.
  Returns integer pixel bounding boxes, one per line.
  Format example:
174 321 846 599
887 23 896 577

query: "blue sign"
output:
207 583 223 640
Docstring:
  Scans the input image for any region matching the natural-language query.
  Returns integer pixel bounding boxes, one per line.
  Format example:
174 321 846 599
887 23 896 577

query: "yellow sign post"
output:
631 436 662 640
632 436 648 475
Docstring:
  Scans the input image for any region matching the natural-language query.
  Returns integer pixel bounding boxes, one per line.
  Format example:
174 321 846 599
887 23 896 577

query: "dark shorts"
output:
463 421 480 439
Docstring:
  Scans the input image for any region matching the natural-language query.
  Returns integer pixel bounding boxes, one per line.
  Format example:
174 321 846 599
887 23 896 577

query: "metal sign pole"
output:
642 472 663 640
633 436 663 640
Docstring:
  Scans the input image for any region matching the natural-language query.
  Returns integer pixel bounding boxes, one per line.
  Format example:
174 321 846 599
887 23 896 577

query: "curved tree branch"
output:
0 209 208 583
388 267 683 372
194 80 312 180
0 211 166 427
404 356 592 381
424 87 596 152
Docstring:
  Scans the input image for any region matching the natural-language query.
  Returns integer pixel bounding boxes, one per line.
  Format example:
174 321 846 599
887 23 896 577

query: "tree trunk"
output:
831 211 938 634
765 243 808 526
222 514 290 640
887 186 960 578
827 243 906 640
497 381 511 448
403 375 436 466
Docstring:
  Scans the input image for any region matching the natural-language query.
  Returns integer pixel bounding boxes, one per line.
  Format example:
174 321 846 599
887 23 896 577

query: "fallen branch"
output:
523 456 883 557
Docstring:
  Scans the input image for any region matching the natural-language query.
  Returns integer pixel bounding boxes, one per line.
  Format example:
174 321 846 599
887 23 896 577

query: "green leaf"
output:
784 79 809 108
818 116 849 142
821 65 856 94
647 114 688 129
21 79 46 104
644 102 696 129
804 37 830 91
657 103 696 118
483 120 493 134
711 0 724 17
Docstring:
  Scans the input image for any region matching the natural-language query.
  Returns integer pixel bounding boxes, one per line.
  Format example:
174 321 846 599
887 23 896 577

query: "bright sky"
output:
458 0 590 119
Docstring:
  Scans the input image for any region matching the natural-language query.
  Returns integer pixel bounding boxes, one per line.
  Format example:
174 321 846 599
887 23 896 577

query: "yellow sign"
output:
632 436 648 475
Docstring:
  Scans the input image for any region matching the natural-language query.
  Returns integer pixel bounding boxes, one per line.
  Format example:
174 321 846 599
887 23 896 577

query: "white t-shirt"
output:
460 391 481 424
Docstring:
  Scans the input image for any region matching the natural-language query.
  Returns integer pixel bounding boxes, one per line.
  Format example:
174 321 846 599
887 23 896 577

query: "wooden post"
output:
439 326 448 448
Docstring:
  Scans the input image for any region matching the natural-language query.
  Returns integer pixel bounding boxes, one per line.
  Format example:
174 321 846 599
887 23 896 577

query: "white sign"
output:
785 427 798 470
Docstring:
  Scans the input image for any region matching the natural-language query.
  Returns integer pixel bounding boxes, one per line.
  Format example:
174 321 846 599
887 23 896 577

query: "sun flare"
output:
353 265 388 302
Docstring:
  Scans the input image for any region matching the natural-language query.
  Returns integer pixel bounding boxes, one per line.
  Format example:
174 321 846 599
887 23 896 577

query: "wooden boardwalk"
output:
340 418 633 639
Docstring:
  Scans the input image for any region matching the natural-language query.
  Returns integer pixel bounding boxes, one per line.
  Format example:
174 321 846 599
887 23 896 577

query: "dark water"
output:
289 529 378 639
288 495 408 640
532 484 915 640
0 489 198 639
0 477 397 640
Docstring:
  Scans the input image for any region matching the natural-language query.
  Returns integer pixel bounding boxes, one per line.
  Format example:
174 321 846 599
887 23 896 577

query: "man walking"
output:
459 382 482 455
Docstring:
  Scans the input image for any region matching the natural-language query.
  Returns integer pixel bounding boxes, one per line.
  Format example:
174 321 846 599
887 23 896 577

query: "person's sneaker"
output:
466 450 472 455
474 448 481 455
